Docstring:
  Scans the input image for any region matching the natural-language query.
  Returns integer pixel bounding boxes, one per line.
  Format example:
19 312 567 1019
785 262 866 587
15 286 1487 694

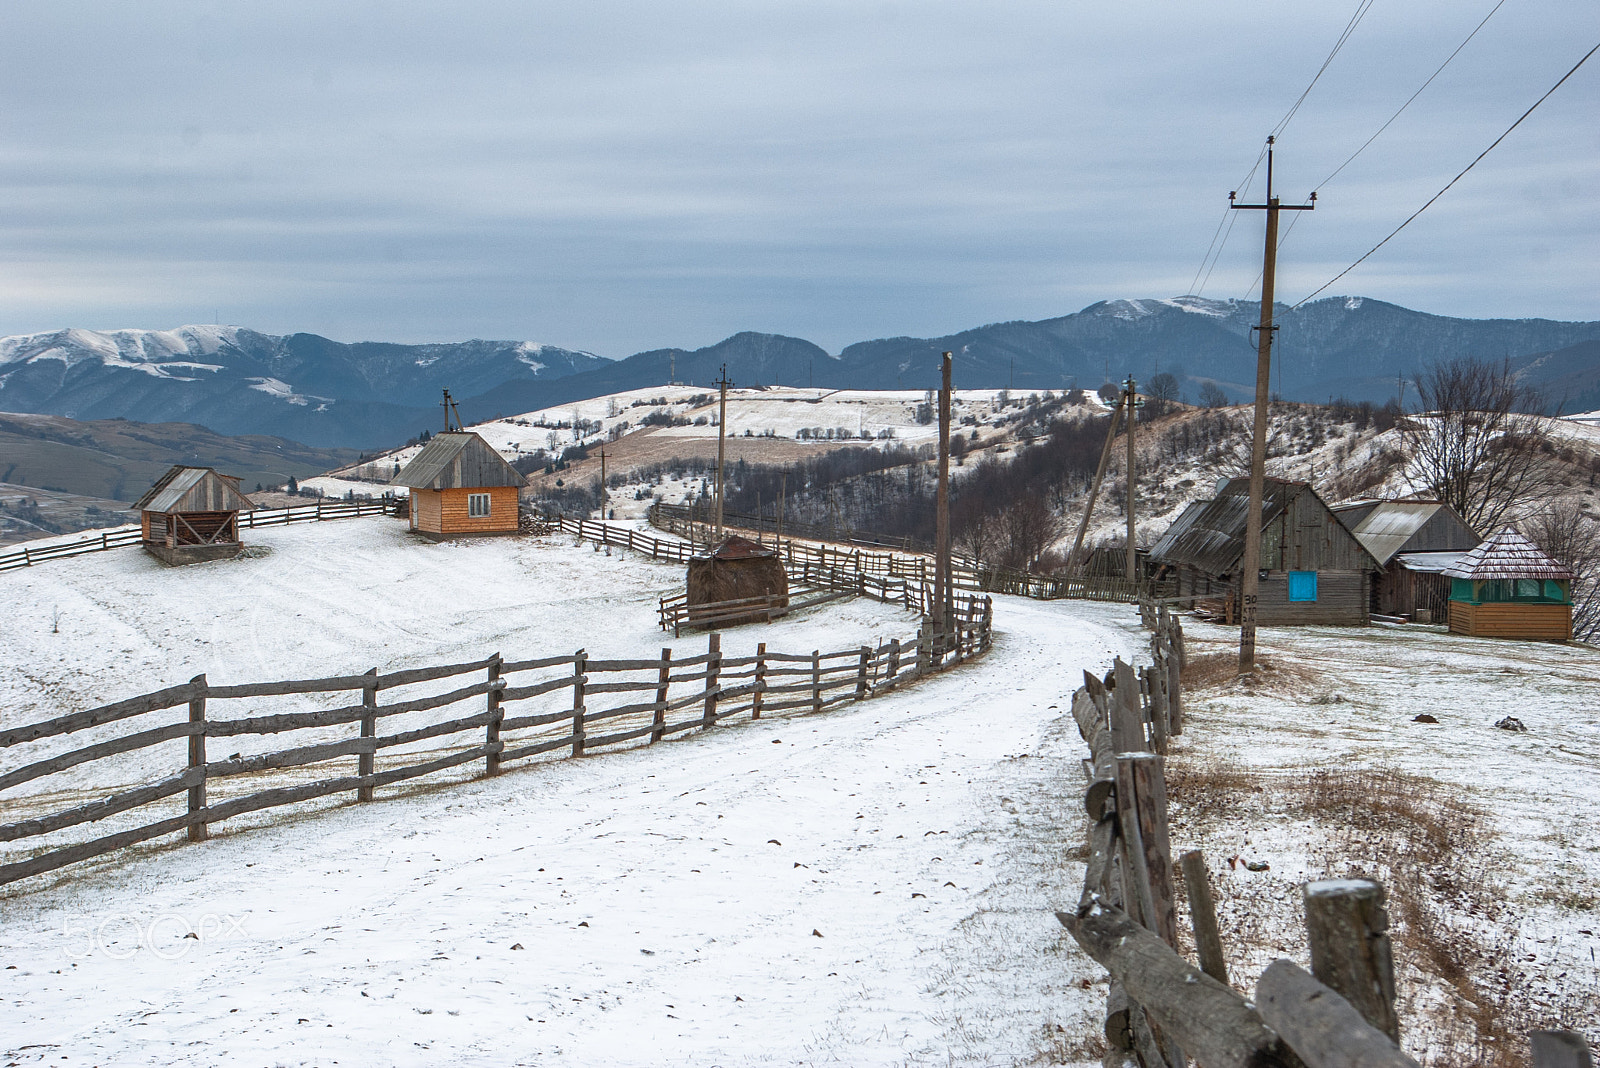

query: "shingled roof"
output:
1441 527 1574 581
389 431 525 490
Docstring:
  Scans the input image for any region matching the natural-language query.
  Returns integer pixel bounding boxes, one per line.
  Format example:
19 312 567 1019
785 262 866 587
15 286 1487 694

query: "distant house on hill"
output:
1330 499 1479 621
1149 476 1380 625
134 466 255 565
1443 527 1574 641
389 431 524 539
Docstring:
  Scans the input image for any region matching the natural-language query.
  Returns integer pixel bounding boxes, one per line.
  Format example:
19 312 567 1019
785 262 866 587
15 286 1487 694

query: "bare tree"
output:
1524 500 1600 642
1198 380 1230 409
999 497 1066 572
953 498 999 566
1402 357 1556 533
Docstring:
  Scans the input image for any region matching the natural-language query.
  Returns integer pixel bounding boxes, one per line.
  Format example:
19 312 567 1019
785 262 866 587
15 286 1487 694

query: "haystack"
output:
686 536 789 624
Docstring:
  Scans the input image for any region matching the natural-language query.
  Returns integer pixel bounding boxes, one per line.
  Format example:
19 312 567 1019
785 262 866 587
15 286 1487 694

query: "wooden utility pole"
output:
1229 136 1314 674
934 352 954 631
714 365 732 541
1124 376 1141 582
441 388 463 432
599 446 607 520
1065 392 1125 574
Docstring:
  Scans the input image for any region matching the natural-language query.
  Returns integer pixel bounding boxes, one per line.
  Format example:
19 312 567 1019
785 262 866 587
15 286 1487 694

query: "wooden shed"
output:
389 431 525 539
1331 499 1479 620
134 466 255 565
1444 527 1574 640
1149 476 1380 625
687 535 789 625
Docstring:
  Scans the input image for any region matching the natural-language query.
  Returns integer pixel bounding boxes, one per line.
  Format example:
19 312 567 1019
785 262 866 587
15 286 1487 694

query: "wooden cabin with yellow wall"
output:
1443 527 1575 641
389 431 525 539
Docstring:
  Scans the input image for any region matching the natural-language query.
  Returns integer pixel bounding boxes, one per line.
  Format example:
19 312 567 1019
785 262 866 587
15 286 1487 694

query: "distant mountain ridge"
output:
4 297 1598 449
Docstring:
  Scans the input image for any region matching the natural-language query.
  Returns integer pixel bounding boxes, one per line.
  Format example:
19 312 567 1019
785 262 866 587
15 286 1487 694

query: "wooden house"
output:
1330 499 1479 620
389 431 525 539
1149 477 1379 625
1443 527 1574 640
134 466 255 565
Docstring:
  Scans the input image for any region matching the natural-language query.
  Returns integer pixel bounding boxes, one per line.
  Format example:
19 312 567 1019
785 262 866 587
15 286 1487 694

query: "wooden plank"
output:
186 675 207 841
1302 878 1400 1043
584 658 669 671
358 669 377 802
376 656 498 690
501 674 581 702
572 651 587 756
1 682 197 748
582 679 661 695
0 721 200 793
1255 959 1420 1068
500 707 577 731
582 700 665 724
0 810 196 887
499 734 580 763
1179 849 1229 986
374 711 493 749
207 736 378 777
485 655 503 777
582 722 659 749
652 648 671 743
205 704 368 737
206 674 373 699
1056 905 1298 1068
1110 658 1146 754
0 768 204 842
501 653 578 673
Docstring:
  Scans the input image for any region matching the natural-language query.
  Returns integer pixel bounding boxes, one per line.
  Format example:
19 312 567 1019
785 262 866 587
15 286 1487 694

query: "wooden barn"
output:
1330 499 1479 620
687 535 789 625
389 431 525 539
1149 476 1380 625
134 466 255 565
1444 527 1574 641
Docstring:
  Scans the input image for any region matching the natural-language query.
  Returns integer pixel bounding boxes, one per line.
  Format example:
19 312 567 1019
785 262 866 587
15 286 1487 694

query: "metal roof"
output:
133 466 253 514
390 432 525 490
1393 551 1468 574
1348 502 1447 566
1147 477 1299 574
1441 527 1574 581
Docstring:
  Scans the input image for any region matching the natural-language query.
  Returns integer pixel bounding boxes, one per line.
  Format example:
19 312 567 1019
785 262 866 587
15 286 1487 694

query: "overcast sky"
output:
1 1 1596 355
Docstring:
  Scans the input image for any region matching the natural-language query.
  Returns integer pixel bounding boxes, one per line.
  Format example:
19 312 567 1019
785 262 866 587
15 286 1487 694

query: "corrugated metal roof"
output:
1394 550 1468 574
1441 528 1574 580
1147 477 1298 574
390 432 525 490
1350 501 1446 566
133 466 253 513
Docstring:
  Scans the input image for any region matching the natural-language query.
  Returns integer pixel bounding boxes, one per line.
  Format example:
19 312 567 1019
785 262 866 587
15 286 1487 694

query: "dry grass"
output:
1179 650 1322 698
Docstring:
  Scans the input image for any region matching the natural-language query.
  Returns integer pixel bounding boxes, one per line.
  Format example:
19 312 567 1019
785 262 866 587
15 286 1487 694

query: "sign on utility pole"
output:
1229 136 1314 675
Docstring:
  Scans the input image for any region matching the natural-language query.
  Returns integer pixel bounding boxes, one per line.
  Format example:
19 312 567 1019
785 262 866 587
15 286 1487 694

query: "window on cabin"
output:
468 493 491 517
1288 570 1318 602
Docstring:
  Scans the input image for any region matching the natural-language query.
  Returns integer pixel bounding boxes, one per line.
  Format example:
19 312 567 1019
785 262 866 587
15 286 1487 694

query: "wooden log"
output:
373 710 493 750
1 681 197 748
0 809 197 887
703 633 721 729
571 651 587 756
1056 905 1298 1068
500 707 577 731
206 674 373 699
358 668 377 802
0 767 204 842
1255 959 1420 1068
653 648 671 742
1302 878 1400 1043
584 678 665 695
582 700 666 724
856 646 870 699
499 734 581 763
485 654 503 777
811 650 823 713
376 655 498 690
206 736 378 778
586 657 675 671
751 643 767 719
0 721 201 793
1179 849 1229 986
1531 1032 1595 1068
583 722 661 750
187 674 208 842
885 638 901 687
502 653 579 674
501 674 584 702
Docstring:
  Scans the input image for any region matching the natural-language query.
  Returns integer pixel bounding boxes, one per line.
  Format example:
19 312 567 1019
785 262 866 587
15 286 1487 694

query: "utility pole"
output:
1123 376 1143 582
1229 136 1315 675
1065 392 1125 574
441 388 463 432
778 472 786 542
714 364 732 541
599 446 607 520
934 352 954 635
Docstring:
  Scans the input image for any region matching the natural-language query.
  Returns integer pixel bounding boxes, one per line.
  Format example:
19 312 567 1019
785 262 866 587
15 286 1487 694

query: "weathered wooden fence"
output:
1 598 992 891
0 498 400 573
1055 605 1593 1068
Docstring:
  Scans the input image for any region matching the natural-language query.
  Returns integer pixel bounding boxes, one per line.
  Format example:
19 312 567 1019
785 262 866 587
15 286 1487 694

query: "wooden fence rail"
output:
0 592 992 890
0 498 401 573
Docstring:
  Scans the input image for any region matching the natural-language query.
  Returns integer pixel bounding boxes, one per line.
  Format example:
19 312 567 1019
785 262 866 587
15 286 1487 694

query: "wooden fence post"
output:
752 643 766 719
1178 849 1229 985
855 645 870 699
916 623 931 676
1531 1032 1595 1068
703 632 721 728
187 674 208 842
886 638 901 686
1143 664 1169 754
1115 752 1179 950
485 653 503 776
572 650 587 756
1110 658 1146 754
811 650 822 713
358 668 377 801
652 648 672 741
1302 878 1400 1044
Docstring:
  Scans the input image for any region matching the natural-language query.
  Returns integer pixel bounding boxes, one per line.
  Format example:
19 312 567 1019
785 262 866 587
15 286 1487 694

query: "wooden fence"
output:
0 597 992 891
0 498 400 573
1054 605 1594 1068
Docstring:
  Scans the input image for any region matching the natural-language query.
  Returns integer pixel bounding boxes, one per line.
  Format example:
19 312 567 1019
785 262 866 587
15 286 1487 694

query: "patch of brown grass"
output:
1180 650 1321 697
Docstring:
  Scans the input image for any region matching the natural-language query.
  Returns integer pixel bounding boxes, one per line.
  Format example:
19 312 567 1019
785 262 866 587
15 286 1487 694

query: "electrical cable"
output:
1273 0 1376 139
1192 144 1269 297
1293 37 1600 309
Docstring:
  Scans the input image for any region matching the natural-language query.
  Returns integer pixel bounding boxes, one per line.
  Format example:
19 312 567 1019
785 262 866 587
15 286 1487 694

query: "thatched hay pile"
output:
686 536 789 624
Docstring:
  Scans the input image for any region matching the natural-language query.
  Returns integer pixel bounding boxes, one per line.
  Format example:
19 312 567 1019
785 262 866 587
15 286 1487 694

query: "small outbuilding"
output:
1443 527 1574 641
1149 476 1380 625
1331 499 1479 620
134 466 255 565
389 431 525 539
686 535 789 625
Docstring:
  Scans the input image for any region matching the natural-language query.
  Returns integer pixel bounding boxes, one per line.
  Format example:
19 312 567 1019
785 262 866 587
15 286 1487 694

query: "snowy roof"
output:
133 466 254 514
701 535 777 561
1440 528 1574 581
390 432 525 490
1342 500 1475 566
1148 477 1300 573
1393 551 1469 574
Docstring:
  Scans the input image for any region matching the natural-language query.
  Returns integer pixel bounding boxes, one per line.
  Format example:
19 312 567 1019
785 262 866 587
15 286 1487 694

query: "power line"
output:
1294 37 1600 309
1191 143 1269 297
1272 0 1376 139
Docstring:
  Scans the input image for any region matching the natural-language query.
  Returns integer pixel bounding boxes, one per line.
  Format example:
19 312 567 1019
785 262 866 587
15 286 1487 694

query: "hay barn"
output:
1444 527 1574 641
686 536 789 626
389 431 525 539
1149 476 1379 625
1331 499 1479 621
134 466 255 566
